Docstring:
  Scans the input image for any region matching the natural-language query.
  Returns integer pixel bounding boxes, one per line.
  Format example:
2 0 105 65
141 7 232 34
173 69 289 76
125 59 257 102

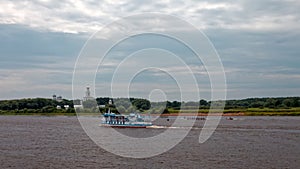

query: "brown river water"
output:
0 116 299 169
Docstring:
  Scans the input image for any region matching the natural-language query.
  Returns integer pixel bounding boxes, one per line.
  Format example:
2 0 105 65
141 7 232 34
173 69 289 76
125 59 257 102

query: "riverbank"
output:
1 107 300 116
162 107 300 116
159 112 300 117
0 112 76 116
1 112 299 116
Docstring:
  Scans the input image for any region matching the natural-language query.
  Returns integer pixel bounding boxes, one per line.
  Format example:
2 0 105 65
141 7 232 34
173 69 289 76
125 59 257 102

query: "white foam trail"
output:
146 125 201 130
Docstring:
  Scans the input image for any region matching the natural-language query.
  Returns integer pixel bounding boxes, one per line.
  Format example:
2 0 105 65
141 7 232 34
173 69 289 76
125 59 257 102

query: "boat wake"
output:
146 125 201 130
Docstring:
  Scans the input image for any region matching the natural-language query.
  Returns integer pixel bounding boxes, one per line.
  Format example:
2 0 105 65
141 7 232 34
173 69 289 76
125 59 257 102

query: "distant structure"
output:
52 94 56 100
64 105 69 110
56 96 63 102
83 86 94 101
52 94 69 109
73 86 95 111
52 94 62 102
74 104 83 110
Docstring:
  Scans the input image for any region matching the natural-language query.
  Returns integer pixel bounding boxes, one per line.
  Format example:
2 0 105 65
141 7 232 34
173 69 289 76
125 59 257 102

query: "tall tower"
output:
86 86 91 97
83 86 94 101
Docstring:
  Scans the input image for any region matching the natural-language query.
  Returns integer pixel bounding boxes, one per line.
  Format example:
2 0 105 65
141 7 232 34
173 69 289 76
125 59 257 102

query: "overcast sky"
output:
0 0 299 101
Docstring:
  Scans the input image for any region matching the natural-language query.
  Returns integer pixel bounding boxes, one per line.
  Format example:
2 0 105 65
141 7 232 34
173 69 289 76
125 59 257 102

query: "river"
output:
0 116 299 168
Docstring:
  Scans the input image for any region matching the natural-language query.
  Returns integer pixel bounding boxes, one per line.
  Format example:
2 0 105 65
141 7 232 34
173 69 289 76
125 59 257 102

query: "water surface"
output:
0 116 299 168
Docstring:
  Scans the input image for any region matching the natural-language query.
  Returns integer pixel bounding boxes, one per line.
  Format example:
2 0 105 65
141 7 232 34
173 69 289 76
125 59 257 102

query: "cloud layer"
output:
0 0 300 100
1 0 299 33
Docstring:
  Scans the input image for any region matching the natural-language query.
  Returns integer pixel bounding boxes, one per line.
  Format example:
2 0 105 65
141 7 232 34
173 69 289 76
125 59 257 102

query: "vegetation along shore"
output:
0 97 299 116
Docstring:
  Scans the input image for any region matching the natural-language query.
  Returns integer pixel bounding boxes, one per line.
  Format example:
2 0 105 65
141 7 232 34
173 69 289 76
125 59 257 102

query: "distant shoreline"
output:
1 111 300 116
1 97 300 116
157 113 245 116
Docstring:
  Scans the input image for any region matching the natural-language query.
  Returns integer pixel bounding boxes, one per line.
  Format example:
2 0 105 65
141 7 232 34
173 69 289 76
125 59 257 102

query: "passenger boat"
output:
100 110 152 128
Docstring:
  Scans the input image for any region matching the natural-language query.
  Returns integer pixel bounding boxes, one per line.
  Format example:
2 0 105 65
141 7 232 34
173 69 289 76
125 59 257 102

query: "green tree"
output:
283 99 294 107
132 99 150 111
171 101 181 109
200 99 208 106
264 98 276 108
250 101 264 108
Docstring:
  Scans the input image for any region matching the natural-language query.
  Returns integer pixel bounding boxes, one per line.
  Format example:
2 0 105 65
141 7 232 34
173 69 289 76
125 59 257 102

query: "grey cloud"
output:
0 1 299 100
2 0 299 33
0 24 86 69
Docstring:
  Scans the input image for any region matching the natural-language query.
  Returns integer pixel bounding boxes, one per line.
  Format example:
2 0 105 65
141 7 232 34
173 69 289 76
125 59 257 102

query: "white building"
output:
64 105 69 110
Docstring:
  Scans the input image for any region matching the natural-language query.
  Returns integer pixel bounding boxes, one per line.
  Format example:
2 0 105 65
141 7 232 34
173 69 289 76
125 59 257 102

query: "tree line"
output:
224 97 300 109
85 97 300 112
0 97 299 114
0 98 74 114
